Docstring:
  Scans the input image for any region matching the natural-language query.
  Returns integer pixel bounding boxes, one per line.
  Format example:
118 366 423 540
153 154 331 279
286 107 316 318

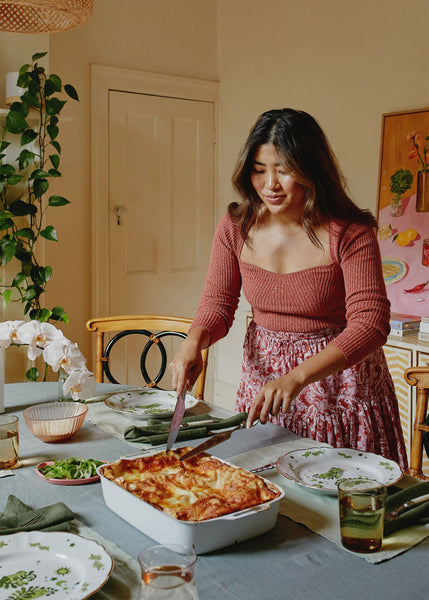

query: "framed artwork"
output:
377 108 429 317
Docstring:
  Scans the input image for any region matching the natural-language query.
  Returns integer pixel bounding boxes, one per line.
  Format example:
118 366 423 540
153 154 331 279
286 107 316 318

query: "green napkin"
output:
123 412 248 445
0 495 75 535
384 482 429 536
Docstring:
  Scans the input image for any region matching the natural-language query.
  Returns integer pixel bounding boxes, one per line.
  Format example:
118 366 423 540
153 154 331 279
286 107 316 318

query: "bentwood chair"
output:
85 315 209 400
404 366 429 480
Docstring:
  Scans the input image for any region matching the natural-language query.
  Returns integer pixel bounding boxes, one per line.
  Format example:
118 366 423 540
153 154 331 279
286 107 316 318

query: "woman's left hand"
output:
246 372 305 428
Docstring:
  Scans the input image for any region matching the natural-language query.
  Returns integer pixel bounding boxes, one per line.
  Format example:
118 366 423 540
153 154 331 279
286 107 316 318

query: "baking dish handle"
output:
219 503 271 520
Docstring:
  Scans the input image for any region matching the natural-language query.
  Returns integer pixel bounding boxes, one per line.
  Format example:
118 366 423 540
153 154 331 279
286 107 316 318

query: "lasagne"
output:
99 447 280 522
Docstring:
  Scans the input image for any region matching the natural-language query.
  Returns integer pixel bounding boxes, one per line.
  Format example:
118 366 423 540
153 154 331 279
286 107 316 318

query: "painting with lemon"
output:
377 109 429 317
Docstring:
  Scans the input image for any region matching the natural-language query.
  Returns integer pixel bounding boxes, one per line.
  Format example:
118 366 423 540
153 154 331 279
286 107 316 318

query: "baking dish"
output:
97 456 285 554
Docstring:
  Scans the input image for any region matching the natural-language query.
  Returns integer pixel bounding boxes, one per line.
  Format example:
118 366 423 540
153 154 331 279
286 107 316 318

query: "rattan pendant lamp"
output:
0 0 93 33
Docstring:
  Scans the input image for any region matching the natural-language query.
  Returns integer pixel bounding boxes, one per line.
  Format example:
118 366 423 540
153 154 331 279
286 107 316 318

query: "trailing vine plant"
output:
0 52 79 325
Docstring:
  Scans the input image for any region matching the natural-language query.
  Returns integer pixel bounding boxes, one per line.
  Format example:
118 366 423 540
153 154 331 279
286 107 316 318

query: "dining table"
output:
1 382 428 600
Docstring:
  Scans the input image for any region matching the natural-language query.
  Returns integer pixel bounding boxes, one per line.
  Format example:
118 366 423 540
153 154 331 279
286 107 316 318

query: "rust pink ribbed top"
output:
191 213 390 367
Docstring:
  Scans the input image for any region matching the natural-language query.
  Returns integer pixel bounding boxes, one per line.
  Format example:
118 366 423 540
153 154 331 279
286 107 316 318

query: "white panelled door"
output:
106 90 215 385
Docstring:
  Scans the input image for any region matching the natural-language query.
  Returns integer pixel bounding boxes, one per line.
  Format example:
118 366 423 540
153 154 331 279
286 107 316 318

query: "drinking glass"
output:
138 544 199 600
0 414 19 469
337 478 387 553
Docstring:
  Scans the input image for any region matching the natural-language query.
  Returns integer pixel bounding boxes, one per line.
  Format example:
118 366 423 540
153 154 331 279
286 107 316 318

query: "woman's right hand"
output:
169 326 210 397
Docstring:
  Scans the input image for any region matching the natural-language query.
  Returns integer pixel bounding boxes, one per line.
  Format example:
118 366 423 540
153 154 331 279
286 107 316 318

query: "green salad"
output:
39 457 104 480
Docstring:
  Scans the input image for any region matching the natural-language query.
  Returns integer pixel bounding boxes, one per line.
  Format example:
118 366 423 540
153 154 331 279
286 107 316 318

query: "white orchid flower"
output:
0 320 25 348
43 340 86 373
16 321 65 360
62 369 96 401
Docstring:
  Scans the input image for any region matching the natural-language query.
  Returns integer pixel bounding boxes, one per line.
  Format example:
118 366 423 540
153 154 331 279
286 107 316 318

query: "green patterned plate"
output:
104 387 198 419
276 447 402 494
0 531 113 599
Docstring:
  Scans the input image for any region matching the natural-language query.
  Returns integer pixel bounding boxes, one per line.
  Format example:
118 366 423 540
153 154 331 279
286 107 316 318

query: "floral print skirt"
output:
236 321 408 471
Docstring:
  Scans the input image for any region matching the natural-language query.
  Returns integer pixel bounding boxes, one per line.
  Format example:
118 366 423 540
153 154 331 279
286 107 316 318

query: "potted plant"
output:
389 168 413 217
0 52 79 325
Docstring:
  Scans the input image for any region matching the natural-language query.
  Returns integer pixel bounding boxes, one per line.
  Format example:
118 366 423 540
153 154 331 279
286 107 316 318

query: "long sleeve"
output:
191 214 243 345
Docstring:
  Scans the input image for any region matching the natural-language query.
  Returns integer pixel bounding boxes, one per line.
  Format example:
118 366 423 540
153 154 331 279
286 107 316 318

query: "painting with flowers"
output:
377 108 429 317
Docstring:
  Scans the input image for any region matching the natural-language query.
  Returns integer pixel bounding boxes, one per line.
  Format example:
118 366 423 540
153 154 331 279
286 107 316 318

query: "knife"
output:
166 389 186 452
179 423 245 461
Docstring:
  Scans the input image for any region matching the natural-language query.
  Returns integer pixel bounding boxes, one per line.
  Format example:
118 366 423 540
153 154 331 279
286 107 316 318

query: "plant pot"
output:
416 171 429 212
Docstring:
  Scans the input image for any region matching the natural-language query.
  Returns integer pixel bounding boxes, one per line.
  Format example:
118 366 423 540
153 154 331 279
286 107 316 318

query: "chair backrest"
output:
404 366 429 480
86 315 209 400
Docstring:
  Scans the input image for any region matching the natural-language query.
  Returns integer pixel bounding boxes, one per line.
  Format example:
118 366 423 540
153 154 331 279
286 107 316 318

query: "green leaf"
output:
33 178 49 197
15 227 35 239
12 272 26 286
21 128 38 146
49 74 62 92
50 116 59 126
9 200 37 216
23 286 37 301
51 306 69 324
48 195 70 207
5 110 28 134
50 140 61 154
47 124 59 141
0 164 16 176
44 79 57 97
38 308 52 323
7 174 23 186
21 90 39 108
48 168 62 177
46 97 66 116
32 51 48 61
30 168 49 179
0 218 13 231
0 141 11 152
64 84 79 101
41 265 52 282
18 149 36 170
40 225 57 241
0 237 17 264
18 64 31 77
49 154 60 169
26 366 39 382
1 289 13 307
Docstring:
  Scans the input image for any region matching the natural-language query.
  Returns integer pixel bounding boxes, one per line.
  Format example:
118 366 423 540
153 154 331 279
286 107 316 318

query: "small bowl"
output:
23 402 88 443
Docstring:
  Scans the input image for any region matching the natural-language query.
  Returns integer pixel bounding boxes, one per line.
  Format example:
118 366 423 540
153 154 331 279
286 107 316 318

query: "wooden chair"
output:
404 366 429 480
86 315 209 400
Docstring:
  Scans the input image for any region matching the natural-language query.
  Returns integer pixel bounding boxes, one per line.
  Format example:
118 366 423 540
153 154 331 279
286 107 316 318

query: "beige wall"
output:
214 0 429 408
0 0 428 406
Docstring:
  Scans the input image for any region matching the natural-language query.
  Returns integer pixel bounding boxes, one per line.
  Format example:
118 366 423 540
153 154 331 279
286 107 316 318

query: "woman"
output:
170 108 407 470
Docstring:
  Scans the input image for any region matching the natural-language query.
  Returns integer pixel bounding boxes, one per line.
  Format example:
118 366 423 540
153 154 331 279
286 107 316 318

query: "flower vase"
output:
390 196 404 217
57 368 70 401
0 348 5 414
416 171 429 212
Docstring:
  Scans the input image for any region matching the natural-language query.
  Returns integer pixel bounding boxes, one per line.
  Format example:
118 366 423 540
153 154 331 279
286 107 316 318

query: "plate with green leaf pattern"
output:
104 387 198 419
0 531 113 599
276 447 402 494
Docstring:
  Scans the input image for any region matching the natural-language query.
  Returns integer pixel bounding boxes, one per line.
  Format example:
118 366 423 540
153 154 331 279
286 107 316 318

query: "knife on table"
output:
166 388 187 452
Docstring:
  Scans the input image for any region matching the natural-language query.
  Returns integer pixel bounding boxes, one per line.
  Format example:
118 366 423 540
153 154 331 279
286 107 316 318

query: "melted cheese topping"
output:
99 447 280 521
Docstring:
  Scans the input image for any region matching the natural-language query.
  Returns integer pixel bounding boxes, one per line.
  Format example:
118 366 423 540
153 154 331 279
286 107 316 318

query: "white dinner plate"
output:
104 387 198 419
0 531 113 599
276 447 402 494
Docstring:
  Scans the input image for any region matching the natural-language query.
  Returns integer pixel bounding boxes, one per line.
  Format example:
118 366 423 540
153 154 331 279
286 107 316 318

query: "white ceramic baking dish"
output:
97 459 285 554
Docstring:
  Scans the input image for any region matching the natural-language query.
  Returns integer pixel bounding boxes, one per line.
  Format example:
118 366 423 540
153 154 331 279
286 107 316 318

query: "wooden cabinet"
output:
383 333 429 476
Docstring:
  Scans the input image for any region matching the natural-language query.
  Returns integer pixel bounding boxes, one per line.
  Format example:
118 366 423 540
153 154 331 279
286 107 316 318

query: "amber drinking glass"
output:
337 478 387 553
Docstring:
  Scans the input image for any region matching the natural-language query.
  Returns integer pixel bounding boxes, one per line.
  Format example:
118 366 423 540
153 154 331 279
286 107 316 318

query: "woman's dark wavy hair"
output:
229 108 377 246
